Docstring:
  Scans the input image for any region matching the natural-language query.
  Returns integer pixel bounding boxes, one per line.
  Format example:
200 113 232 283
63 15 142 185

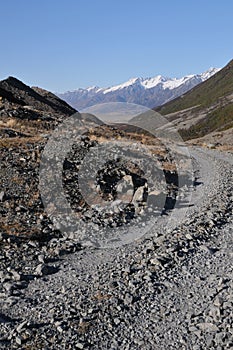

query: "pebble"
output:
16 321 28 333
197 322 219 332
0 191 5 202
15 336 22 345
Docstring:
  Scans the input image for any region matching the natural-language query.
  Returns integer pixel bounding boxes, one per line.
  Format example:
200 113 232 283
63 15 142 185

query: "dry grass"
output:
0 118 20 128
218 145 233 152
0 222 40 237
89 134 109 143
0 115 54 137
77 321 91 334
188 139 233 153
88 127 164 149
88 126 177 173
0 136 44 148
11 176 25 184
162 162 177 171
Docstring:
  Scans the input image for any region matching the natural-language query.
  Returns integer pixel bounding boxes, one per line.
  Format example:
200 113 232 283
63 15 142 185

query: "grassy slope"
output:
156 59 233 115
179 103 233 140
156 59 233 140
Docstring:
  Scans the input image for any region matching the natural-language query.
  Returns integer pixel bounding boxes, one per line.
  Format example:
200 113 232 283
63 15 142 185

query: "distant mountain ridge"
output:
57 68 219 110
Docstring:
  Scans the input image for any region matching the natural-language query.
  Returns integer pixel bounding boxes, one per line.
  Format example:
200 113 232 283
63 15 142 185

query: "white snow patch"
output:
141 75 167 89
103 78 141 94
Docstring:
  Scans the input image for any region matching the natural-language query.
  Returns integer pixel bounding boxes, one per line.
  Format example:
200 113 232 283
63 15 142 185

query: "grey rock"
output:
3 282 13 293
113 318 121 325
0 191 5 202
16 320 28 333
196 322 219 332
132 186 146 203
38 254 45 263
11 270 21 281
35 264 58 276
15 336 22 345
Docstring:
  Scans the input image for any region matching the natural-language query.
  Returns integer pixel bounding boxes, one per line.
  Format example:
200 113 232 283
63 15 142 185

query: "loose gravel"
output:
0 147 232 349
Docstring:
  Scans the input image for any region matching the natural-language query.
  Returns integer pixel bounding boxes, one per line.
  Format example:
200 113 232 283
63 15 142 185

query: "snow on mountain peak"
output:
86 86 99 92
57 66 220 110
200 67 221 80
102 75 169 94
141 75 167 89
70 68 219 96
100 68 219 95
103 77 141 94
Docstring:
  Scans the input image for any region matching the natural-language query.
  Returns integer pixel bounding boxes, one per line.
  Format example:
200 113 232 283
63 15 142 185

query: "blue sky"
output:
1 0 232 92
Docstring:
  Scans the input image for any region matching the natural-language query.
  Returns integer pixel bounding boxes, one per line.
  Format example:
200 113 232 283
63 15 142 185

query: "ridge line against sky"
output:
57 67 220 93
1 0 232 92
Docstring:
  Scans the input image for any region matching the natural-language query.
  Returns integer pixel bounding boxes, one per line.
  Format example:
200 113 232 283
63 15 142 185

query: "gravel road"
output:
0 147 232 349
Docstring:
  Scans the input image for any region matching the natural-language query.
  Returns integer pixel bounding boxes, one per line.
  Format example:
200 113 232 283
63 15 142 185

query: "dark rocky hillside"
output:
0 77 76 116
0 77 77 138
0 77 79 239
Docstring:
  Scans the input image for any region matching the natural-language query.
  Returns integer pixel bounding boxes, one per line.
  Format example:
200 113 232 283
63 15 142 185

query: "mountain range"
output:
1 59 233 147
57 68 219 110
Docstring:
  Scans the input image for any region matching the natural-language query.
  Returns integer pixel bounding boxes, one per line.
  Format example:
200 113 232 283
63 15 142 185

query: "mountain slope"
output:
57 68 219 110
0 76 76 116
0 77 77 138
155 60 233 140
157 60 233 115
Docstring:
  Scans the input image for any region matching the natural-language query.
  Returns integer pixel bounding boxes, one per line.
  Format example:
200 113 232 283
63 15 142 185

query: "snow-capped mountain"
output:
57 68 220 110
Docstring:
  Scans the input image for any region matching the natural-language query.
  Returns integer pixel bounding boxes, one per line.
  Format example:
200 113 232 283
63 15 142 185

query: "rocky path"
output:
0 147 232 349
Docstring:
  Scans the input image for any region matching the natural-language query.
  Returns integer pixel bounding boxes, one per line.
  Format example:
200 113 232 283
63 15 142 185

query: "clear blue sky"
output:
1 0 232 92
